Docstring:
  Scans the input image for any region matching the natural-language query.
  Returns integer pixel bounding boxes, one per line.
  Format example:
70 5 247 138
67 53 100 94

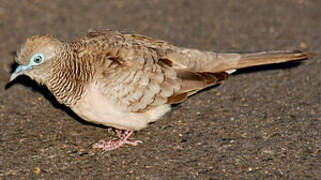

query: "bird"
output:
10 30 314 151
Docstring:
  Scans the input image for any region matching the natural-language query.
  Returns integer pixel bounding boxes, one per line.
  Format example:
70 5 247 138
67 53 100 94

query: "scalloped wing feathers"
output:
75 30 230 113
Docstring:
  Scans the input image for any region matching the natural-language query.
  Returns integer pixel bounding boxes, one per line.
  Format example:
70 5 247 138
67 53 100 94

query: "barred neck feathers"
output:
47 44 95 106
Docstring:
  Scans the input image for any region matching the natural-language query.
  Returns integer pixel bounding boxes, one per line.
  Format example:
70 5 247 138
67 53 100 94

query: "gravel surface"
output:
0 0 320 179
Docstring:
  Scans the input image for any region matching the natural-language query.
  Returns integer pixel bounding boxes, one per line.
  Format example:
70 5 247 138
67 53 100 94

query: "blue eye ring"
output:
30 53 45 65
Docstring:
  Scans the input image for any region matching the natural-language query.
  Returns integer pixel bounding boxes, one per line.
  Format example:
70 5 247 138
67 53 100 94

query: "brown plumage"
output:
10 30 314 151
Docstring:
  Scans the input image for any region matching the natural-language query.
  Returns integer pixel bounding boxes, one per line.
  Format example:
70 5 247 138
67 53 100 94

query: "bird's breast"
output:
70 82 168 130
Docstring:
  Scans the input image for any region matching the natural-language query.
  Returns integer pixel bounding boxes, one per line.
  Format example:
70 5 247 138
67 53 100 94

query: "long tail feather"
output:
232 50 314 70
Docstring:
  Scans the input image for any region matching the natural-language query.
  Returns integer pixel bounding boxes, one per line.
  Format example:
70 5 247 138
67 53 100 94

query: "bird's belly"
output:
70 84 170 131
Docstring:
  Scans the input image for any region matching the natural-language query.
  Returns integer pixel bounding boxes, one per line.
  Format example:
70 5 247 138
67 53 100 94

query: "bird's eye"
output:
33 56 43 63
30 53 44 65
33 56 43 64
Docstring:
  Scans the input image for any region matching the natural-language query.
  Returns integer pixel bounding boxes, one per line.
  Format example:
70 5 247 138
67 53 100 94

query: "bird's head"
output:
10 35 63 84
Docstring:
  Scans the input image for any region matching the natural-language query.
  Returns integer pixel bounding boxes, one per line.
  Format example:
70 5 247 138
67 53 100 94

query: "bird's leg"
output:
93 129 142 151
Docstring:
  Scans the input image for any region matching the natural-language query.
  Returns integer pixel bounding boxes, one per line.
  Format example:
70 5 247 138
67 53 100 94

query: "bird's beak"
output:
9 65 31 82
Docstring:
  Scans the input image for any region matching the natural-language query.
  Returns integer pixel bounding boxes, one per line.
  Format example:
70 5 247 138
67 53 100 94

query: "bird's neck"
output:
46 46 95 106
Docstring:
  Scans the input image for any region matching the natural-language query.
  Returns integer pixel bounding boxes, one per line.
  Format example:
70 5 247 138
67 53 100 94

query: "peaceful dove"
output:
10 30 314 151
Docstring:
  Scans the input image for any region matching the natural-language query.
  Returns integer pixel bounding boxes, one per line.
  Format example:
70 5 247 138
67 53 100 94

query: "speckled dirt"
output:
0 0 320 179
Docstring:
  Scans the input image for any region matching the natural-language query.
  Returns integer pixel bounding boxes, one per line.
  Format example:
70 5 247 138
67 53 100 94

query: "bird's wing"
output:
95 47 229 112
95 46 182 112
79 30 229 112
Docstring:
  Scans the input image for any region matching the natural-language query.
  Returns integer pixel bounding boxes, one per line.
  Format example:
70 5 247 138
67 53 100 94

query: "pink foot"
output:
93 130 142 151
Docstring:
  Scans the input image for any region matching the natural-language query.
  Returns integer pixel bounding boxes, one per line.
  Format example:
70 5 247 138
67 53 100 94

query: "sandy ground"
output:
0 0 320 179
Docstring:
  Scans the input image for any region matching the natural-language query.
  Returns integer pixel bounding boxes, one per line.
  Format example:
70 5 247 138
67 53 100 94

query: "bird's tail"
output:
169 48 314 73
231 50 313 69
168 49 314 103
211 50 314 73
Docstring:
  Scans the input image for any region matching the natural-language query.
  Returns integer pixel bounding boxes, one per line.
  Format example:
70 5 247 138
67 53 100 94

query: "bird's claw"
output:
92 130 142 151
